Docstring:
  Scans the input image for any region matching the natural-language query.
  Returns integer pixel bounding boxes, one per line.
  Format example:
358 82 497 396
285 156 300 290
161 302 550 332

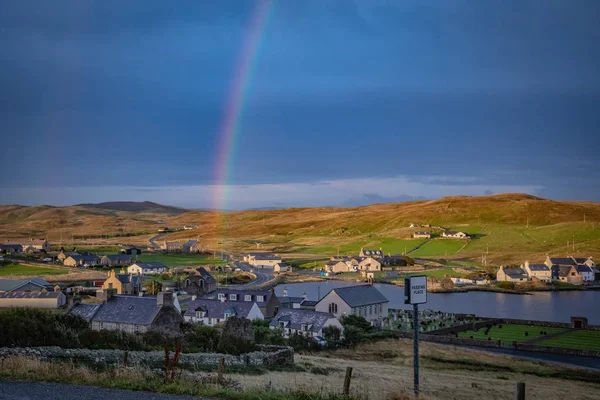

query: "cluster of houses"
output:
412 230 470 239
58 246 145 268
0 239 51 254
162 239 203 253
242 252 289 273
324 248 408 274
497 256 597 285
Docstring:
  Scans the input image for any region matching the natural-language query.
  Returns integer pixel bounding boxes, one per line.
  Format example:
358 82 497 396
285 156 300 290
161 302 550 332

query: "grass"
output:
137 253 227 267
287 257 329 269
409 239 467 257
401 267 467 279
458 324 566 343
0 264 70 277
537 330 600 351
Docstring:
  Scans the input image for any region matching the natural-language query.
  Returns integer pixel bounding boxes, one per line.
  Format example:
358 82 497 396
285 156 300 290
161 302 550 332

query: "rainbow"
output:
212 0 275 218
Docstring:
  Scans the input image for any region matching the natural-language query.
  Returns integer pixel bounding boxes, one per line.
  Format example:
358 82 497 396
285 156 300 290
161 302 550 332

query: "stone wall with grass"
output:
0 345 293 368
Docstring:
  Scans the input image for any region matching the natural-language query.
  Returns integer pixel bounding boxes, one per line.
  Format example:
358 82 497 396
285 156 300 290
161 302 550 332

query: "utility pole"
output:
572 235 575 251
584 214 586 224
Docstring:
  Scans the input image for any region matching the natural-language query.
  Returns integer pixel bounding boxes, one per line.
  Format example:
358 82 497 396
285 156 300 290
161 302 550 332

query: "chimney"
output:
97 288 116 302
157 292 174 307
67 295 80 308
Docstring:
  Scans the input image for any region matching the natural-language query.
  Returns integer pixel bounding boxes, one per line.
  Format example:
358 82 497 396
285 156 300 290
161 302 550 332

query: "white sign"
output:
405 275 427 304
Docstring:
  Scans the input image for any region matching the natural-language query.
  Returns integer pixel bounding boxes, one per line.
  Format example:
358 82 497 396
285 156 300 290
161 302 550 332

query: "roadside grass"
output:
401 267 467 280
137 253 226 267
0 264 70 277
458 324 565 343
287 257 329 269
537 330 600 351
409 240 466 257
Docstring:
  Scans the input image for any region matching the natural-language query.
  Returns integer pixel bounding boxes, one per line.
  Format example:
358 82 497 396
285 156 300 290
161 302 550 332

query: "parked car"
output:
43 258 53 263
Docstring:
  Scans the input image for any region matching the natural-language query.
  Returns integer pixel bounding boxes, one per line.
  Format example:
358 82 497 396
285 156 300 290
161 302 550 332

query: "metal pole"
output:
413 303 419 397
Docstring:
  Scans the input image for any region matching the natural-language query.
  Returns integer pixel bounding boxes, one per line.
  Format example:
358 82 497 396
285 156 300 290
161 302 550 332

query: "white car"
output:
0 256 4 261
43 258 53 263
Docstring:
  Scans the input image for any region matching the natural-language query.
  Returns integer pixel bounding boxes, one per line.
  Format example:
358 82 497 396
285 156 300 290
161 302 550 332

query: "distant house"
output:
270 309 342 339
0 291 66 309
441 231 470 239
573 257 595 269
99 254 134 267
63 254 99 267
359 248 384 259
121 246 142 255
522 261 552 282
183 267 217 296
70 291 182 334
183 298 263 326
413 232 431 239
552 265 583 285
496 266 528 282
325 260 350 273
577 265 594 282
273 263 289 274
163 241 183 253
544 256 577 268
7 239 51 253
382 254 408 267
0 278 53 293
315 285 389 328
183 225 197 230
101 269 141 295
279 296 305 309
57 248 79 261
244 252 282 267
127 262 168 276
0 244 23 255
203 289 281 318
182 240 202 254
358 257 381 272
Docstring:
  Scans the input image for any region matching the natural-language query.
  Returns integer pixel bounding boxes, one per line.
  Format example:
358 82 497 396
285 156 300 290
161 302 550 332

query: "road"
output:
0 380 208 400
228 262 274 289
148 233 168 249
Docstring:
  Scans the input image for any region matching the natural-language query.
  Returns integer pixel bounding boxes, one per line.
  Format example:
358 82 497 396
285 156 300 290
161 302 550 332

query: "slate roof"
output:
91 295 162 325
69 254 99 264
300 300 318 307
116 274 141 286
414 232 430 235
324 285 388 307
550 257 577 266
553 265 576 278
133 262 167 270
253 254 281 261
69 303 102 322
574 257 592 264
270 309 336 333
577 265 592 273
280 296 304 306
165 241 182 247
503 267 528 278
204 289 275 305
195 267 216 283
103 254 134 263
0 244 23 251
326 260 342 266
0 278 52 292
527 264 550 271
362 249 383 256
183 240 198 248
184 299 257 319
0 291 62 299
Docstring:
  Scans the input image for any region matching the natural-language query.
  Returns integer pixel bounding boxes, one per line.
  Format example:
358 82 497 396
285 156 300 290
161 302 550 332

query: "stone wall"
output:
0 345 294 368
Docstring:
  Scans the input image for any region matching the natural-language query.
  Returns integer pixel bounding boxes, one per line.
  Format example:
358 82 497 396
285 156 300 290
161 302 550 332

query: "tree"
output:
323 326 341 343
340 315 372 333
341 325 364 347
144 280 163 295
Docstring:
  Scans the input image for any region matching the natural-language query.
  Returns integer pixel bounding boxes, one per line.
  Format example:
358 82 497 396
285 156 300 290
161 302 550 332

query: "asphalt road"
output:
232 262 274 289
0 380 208 400
148 233 168 249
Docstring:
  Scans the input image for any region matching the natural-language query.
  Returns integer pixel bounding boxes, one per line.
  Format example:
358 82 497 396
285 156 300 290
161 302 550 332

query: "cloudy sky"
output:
1 0 599 209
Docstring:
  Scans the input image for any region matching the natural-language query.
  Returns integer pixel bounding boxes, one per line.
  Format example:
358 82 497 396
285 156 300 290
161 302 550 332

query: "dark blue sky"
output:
1 1 599 208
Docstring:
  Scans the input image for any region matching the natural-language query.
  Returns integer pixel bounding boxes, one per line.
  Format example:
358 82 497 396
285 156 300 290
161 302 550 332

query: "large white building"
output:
315 285 388 328
270 309 342 339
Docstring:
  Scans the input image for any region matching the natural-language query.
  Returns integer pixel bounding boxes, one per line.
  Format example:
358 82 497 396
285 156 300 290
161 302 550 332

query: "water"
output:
275 281 600 324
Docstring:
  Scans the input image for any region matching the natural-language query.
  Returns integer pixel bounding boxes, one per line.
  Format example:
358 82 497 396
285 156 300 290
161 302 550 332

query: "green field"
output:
403 267 467 279
137 253 226 267
537 330 600 351
409 239 467 257
0 264 70 277
459 324 565 343
287 257 329 269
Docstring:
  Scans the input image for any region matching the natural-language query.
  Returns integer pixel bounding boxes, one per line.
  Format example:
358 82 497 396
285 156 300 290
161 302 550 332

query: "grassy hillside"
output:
1 194 599 265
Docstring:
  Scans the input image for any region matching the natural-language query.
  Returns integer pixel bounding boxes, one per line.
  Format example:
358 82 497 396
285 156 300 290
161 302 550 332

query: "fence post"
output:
515 382 525 400
343 366 353 395
218 357 225 385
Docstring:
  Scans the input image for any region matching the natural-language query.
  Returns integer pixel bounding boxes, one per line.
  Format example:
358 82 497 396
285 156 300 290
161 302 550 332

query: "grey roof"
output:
280 296 304 305
553 265 575 278
326 260 342 266
183 240 198 247
384 254 405 260
165 241 182 247
69 254 99 263
574 257 592 264
91 295 163 325
0 291 62 299
195 267 216 283
203 289 275 305
300 300 318 307
550 257 577 266
414 231 430 235
116 274 141 286
270 309 336 333
184 299 257 319
103 254 133 262
503 267 528 278
0 244 23 251
324 285 388 307
527 264 550 271
577 265 592 273
253 254 281 261
69 303 102 321
133 262 167 270
0 278 52 292
246 252 274 257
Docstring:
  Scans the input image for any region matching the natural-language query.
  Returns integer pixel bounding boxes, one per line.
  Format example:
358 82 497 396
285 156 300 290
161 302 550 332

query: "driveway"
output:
0 380 209 400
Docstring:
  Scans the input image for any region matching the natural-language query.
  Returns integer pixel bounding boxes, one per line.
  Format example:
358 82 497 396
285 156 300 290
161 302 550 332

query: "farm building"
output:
496 266 528 282
413 232 431 239
127 262 168 275
99 254 134 267
441 231 470 239
0 291 66 309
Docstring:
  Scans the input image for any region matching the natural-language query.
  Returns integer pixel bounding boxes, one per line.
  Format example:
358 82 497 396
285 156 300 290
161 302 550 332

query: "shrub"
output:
496 281 515 290
341 325 365 347
340 315 372 333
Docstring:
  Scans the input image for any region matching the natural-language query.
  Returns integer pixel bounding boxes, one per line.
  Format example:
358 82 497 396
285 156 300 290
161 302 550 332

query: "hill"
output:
75 201 187 215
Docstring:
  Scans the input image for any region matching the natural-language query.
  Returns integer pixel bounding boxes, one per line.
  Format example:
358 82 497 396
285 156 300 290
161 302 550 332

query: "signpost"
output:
405 275 427 397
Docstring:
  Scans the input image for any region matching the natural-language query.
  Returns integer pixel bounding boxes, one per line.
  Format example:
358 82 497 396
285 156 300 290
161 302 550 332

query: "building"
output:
577 265 594 282
183 267 217 295
121 246 142 255
273 263 289 274
496 266 528 282
0 291 66 308
183 298 264 326
359 248 384 259
203 289 281 317
127 262 168 275
441 231 470 239
413 232 431 239
552 265 584 285
70 291 182 334
99 254 135 267
57 248 79 262
101 269 141 295
382 254 408 267
574 257 595 268
522 261 552 282
63 254 99 267
244 252 283 267
325 260 351 273
358 257 381 271
270 309 342 339
182 240 202 253
6 239 51 253
544 256 577 268
163 241 183 252
315 285 389 327
0 278 53 293
0 244 23 255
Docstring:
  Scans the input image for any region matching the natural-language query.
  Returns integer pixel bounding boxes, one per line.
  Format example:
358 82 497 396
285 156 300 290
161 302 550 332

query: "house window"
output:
379 304 382 313
218 293 226 300
279 322 285 329
369 305 372 315
257 295 264 302
108 283 113 289
245 295 252 301
230 294 238 301
328 303 338 314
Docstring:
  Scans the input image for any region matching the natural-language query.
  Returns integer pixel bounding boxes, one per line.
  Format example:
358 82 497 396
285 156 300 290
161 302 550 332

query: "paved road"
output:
0 380 209 400
227 262 274 289
148 233 168 249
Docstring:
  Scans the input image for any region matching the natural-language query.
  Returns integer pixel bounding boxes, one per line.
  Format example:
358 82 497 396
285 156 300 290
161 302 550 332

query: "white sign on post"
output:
404 275 427 305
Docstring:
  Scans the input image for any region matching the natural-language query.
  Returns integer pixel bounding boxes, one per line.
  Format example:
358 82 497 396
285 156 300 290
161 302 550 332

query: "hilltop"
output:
0 194 599 265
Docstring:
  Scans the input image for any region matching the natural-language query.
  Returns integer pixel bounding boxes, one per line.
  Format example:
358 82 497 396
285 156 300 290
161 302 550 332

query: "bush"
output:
341 325 364 347
496 281 516 290
340 315 372 333
181 324 220 352
288 332 319 351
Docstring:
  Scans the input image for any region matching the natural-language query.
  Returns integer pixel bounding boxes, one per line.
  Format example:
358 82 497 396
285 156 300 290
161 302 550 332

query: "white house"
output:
577 265 594 282
270 309 343 339
183 298 264 326
315 285 389 328
127 262 168 275
441 231 470 239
